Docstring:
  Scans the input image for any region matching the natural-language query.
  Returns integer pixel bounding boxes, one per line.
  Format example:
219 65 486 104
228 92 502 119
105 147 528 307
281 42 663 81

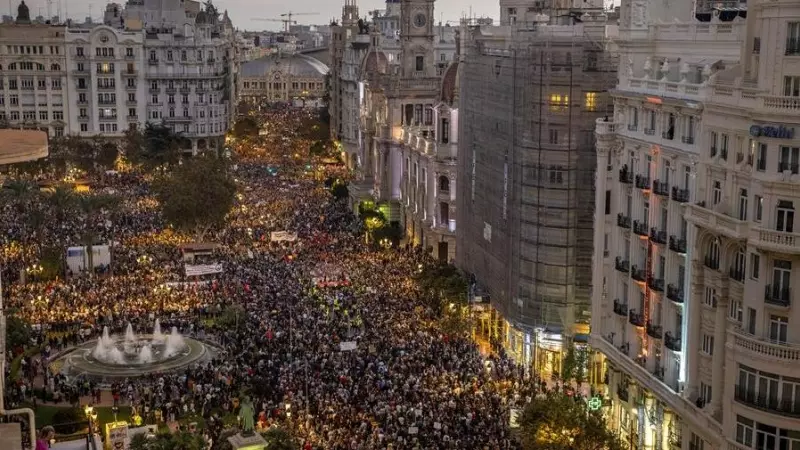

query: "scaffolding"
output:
456 17 618 349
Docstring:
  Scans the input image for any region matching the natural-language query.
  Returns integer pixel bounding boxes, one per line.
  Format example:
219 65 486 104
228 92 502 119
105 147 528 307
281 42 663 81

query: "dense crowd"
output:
2 107 532 449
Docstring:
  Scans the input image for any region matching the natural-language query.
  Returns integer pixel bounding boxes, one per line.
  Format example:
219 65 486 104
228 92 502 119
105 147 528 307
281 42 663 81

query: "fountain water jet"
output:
138 345 154 364
164 327 187 358
152 319 164 342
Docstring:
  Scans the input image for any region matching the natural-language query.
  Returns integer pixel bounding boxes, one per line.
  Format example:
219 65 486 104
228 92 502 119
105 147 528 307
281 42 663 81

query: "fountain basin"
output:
52 335 216 379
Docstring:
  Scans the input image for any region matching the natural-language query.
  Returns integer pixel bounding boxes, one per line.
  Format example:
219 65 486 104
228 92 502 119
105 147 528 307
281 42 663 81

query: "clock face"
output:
413 12 427 28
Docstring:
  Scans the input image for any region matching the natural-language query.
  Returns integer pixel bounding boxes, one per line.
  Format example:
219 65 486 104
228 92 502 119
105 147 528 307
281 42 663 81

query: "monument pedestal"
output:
227 432 267 450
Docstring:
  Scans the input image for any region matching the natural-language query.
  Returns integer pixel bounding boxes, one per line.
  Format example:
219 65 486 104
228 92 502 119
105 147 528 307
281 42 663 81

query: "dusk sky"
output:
24 0 497 31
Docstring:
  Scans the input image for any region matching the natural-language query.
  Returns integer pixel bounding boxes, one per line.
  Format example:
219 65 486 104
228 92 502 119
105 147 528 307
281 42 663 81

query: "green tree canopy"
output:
261 427 297 450
124 122 183 170
129 431 206 450
232 117 259 139
5 309 31 352
518 391 624 450
153 156 237 241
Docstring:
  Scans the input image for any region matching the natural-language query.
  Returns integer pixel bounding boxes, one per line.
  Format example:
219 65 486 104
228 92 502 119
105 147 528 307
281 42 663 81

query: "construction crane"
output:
251 17 296 31
279 11 319 32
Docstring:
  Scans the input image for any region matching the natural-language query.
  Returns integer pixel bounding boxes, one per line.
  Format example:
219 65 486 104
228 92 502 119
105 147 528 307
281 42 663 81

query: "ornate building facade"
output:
240 53 328 108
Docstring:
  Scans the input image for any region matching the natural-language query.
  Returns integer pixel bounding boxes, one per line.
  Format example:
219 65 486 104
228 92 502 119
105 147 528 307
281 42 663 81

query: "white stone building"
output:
16 0 242 151
589 0 800 446
0 3 68 137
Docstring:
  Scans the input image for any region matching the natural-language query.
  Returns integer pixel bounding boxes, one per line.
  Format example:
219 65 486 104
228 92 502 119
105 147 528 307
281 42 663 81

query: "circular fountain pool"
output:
52 320 218 379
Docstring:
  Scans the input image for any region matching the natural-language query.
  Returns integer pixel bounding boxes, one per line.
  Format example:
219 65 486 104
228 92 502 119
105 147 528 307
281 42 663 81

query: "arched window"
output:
438 175 450 193
50 63 60 71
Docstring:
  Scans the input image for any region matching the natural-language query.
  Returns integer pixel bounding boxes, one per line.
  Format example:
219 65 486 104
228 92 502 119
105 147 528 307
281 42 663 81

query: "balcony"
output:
749 227 800 255
704 256 720 270
644 128 656 136
665 332 681 352
765 285 791 307
76 84 88 91
98 115 117 122
653 180 669 197
180 87 191 94
650 228 667 245
710 146 717 158
662 129 675 140
613 299 629 317
615 257 630 274
682 136 695 145
122 70 138 77
732 328 800 362
633 220 648 236
127 115 138 121
627 123 638 132
618 342 630 356
648 277 665 292
595 118 617 135
635 175 651 190
631 266 646 282
669 235 687 254
617 213 632 229
672 187 690 203
647 322 663 339
77 115 89 121
667 284 684 304
96 84 116 91
629 310 645 327
686 203 749 240
148 59 160 65
164 116 193 123
729 267 745 283
619 168 633 184
734 385 800 417
124 53 136 60
166 87 177 94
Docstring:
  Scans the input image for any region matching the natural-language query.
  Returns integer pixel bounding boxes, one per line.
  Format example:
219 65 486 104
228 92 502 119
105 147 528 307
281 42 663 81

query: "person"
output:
36 426 54 450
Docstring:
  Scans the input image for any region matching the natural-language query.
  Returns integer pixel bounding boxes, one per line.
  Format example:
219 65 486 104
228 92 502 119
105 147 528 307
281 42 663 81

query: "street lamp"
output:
84 405 95 434
111 406 119 422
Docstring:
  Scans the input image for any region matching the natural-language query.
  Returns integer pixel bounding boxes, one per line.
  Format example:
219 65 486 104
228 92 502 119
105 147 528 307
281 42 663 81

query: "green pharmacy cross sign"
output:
588 396 603 411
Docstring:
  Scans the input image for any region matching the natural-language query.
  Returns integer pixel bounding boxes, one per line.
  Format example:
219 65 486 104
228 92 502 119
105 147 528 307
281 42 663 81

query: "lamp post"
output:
111 405 119 423
84 404 95 434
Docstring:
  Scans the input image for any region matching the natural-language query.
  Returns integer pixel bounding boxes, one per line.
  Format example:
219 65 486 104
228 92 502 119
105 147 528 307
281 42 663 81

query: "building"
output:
0 3 68 137
455 11 617 372
239 53 328 108
329 0 460 189
0 0 239 152
585 0 800 446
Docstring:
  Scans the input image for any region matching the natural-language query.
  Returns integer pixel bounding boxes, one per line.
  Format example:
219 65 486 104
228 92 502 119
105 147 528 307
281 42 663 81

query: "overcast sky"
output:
23 0 497 31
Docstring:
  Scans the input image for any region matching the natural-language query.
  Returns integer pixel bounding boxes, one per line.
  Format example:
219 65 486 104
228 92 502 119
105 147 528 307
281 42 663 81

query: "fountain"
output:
90 321 188 366
56 319 216 379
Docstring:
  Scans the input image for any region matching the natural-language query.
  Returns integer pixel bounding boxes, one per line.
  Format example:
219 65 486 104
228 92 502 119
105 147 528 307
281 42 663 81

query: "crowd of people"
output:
1 107 534 449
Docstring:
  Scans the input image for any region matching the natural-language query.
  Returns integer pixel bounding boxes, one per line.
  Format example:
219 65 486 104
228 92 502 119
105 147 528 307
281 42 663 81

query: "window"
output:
769 315 788 344
710 131 717 156
779 146 800 173
700 382 712 405
736 416 754 447
702 334 714 355
753 141 767 171
751 253 760 279
126 47 133 57
736 188 748 221
605 190 611 215
772 259 792 301
548 129 558 144
788 23 800 54
628 106 638 130
38 111 47 121
54 126 63 137
128 108 136 118
755 195 763 222
149 50 157 61
729 299 743 323
690 433 705 450
550 94 569 112
720 134 729 160
704 287 717 307
80 123 88 132
713 181 722 205
415 56 424 71
683 115 695 143
584 92 597 111
777 200 795 232
785 76 800 97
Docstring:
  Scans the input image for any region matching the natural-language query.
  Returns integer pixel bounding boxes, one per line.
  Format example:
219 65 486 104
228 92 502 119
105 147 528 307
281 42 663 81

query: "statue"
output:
238 396 255 436
16 1 30 24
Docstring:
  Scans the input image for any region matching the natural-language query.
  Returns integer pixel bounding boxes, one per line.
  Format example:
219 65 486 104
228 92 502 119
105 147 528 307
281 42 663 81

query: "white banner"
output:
270 231 298 242
185 263 223 277
339 341 357 351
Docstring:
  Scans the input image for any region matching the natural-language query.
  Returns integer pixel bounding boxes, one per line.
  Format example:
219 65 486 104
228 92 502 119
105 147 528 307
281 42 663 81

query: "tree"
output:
129 432 206 450
2 179 41 244
416 263 468 314
4 309 31 352
153 156 237 242
124 122 182 170
561 346 588 384
261 427 296 450
331 183 349 201
74 193 119 271
45 183 75 222
518 391 624 450
216 304 246 330
232 117 259 139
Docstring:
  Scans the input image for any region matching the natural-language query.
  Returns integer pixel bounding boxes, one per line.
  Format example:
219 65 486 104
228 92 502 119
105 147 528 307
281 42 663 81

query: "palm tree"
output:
46 183 75 222
75 194 119 273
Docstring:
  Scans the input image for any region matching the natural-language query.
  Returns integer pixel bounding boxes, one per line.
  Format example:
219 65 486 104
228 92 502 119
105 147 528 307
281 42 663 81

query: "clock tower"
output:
400 0 435 78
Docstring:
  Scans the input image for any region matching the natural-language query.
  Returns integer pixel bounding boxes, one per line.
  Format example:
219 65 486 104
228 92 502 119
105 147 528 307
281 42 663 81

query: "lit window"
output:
549 94 568 112
584 92 597 112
